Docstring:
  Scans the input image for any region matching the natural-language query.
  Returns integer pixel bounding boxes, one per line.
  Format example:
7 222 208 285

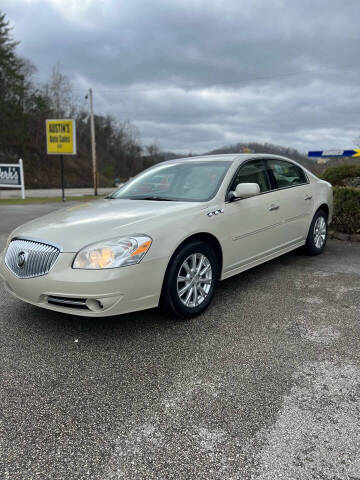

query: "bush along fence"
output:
321 165 360 241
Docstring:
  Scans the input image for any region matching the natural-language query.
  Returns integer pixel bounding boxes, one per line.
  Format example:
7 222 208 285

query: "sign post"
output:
60 155 65 202
0 159 25 199
88 88 98 196
46 119 77 201
19 158 25 199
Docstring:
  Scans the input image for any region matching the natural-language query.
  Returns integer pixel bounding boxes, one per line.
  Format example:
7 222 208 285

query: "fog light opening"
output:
85 299 103 312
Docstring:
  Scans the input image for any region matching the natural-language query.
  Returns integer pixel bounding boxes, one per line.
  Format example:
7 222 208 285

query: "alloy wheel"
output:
313 216 327 249
176 253 213 308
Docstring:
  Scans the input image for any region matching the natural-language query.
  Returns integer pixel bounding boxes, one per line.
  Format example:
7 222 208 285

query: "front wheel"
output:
160 241 219 319
304 209 328 255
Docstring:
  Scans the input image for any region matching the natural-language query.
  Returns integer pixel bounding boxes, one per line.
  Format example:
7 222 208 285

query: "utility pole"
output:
88 88 98 195
60 155 65 201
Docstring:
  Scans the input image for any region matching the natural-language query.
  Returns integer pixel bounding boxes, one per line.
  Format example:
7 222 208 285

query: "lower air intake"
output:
47 296 88 309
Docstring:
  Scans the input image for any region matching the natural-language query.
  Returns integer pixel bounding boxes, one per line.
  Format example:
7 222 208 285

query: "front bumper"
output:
0 250 168 317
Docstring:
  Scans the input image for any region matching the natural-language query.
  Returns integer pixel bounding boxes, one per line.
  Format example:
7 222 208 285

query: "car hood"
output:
11 199 202 252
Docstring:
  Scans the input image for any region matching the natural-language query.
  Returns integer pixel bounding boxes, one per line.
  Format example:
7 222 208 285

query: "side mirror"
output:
229 183 260 201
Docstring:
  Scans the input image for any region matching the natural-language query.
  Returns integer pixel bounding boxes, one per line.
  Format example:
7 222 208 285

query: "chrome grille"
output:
5 238 61 278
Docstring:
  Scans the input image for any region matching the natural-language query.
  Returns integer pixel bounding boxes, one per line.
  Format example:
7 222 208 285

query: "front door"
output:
221 159 284 275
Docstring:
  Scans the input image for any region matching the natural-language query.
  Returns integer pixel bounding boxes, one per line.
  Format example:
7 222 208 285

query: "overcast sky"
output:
3 0 360 153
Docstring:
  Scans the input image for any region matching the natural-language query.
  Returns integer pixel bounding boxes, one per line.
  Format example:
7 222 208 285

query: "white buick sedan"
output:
0 154 332 319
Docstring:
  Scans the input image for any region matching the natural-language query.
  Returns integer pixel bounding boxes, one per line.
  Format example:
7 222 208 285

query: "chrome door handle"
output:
304 195 312 200
269 204 280 211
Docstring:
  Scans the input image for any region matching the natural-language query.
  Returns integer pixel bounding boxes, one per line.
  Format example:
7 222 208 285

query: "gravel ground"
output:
0 203 360 480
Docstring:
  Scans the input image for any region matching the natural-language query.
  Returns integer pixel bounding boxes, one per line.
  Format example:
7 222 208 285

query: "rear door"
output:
265 158 314 244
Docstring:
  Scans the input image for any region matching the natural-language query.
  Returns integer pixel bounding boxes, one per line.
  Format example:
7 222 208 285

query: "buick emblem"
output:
17 251 28 268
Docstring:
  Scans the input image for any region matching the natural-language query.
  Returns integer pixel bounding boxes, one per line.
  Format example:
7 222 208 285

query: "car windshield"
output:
108 161 232 202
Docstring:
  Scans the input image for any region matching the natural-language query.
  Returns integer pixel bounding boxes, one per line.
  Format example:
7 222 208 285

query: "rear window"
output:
268 159 307 188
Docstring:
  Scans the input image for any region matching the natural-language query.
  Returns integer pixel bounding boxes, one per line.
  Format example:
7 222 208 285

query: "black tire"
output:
160 240 219 319
304 209 328 255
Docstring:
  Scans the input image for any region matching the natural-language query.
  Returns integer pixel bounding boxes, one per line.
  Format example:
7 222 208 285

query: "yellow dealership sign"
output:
46 119 76 155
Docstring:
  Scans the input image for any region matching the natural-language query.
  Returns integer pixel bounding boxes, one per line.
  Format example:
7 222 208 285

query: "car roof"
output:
164 154 243 163
163 153 298 164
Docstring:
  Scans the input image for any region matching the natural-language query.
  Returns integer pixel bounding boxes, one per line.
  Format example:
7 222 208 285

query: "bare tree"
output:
145 140 162 158
43 63 75 117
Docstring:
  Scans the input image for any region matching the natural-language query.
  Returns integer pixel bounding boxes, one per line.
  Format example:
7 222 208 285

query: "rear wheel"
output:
160 241 219 319
305 209 328 255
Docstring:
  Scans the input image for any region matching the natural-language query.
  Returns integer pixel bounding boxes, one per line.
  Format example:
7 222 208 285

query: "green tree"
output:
0 10 21 96
0 10 23 150
0 10 45 157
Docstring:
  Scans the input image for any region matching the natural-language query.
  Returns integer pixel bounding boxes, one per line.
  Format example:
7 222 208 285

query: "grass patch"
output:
0 195 105 205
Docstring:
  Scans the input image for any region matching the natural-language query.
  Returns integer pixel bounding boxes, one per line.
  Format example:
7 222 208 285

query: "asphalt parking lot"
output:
1 203 360 480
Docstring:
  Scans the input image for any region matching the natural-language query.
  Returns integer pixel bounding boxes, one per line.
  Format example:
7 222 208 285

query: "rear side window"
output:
230 159 270 193
268 159 307 188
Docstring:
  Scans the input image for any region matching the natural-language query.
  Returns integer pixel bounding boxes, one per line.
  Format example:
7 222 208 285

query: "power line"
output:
72 61 360 95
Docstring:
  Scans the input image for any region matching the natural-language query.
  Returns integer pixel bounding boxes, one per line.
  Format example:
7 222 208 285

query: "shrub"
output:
332 186 360 234
321 164 360 186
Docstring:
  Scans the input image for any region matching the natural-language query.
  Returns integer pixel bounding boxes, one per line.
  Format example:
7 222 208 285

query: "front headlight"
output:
72 235 152 269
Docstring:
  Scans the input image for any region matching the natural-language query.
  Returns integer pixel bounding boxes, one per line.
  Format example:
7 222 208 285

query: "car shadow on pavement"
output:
17 247 304 342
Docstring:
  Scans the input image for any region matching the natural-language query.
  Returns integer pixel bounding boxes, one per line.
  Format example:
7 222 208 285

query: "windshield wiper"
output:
130 196 175 201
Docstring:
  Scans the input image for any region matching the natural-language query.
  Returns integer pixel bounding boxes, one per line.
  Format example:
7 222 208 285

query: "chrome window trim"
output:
225 157 310 203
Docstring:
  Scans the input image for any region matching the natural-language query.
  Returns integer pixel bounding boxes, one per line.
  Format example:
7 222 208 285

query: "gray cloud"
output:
3 0 360 153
